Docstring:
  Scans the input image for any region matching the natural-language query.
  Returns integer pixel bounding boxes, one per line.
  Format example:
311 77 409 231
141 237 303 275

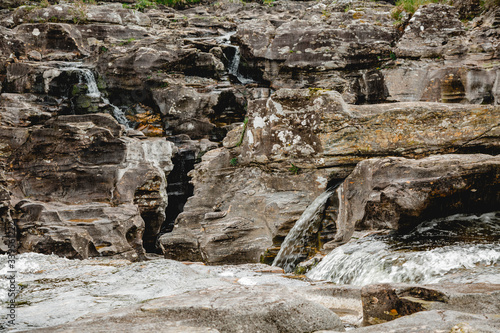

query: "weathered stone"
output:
4 114 175 255
160 146 332 264
33 285 345 333
15 200 145 260
346 310 500 333
333 154 500 243
235 13 396 90
242 90 500 176
383 61 500 104
8 114 126 203
12 4 151 27
115 137 175 251
0 93 52 127
395 4 466 59
320 102 500 171
361 283 500 325
13 23 88 59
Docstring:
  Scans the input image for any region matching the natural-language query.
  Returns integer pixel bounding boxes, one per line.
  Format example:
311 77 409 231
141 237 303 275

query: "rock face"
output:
160 146 332 264
15 200 144 260
34 285 345 333
161 87 500 263
347 310 500 333
333 154 500 243
2 113 175 258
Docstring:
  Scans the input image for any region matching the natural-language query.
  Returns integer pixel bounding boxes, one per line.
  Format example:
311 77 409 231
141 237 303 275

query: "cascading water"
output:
216 32 255 85
273 188 335 273
59 63 131 128
307 211 500 285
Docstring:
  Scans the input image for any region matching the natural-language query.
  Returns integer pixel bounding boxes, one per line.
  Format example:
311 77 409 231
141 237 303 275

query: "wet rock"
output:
361 283 500 325
15 200 145 260
333 154 500 243
346 310 500 333
35 285 345 333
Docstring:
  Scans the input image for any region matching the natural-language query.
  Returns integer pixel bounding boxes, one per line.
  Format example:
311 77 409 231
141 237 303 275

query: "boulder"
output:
15 200 145 260
333 154 500 243
242 89 500 177
33 285 345 333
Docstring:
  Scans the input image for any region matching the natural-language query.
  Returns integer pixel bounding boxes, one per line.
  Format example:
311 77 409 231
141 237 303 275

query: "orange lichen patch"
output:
136 124 164 137
68 218 98 223
352 12 364 19
129 110 164 137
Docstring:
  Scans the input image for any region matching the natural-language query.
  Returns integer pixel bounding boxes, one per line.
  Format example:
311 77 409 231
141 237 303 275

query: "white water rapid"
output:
307 211 500 285
273 189 335 272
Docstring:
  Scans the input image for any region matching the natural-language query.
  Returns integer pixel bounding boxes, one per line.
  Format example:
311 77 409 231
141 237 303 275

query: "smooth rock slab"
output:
32 285 345 333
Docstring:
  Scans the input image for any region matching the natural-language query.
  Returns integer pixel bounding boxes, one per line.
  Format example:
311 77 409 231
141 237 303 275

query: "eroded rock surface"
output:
333 154 500 243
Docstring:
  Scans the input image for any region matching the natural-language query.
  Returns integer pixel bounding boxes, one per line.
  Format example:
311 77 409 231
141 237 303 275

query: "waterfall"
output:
307 211 500 285
102 97 131 128
60 64 100 98
60 64 131 128
272 188 335 273
214 31 255 85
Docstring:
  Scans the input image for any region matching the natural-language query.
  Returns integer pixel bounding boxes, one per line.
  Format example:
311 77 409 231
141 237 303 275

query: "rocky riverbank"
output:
0 0 499 331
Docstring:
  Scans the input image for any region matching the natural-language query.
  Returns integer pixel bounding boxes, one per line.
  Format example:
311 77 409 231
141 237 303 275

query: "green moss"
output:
230 157 238 166
118 38 136 46
236 117 249 147
71 84 80 96
393 0 442 16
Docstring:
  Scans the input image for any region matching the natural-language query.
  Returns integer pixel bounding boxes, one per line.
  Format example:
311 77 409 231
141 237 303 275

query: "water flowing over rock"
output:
307 212 500 285
1 0 500 331
273 188 335 272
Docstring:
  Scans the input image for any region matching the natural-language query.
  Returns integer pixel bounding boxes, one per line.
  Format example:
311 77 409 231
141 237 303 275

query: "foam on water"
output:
307 212 500 285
